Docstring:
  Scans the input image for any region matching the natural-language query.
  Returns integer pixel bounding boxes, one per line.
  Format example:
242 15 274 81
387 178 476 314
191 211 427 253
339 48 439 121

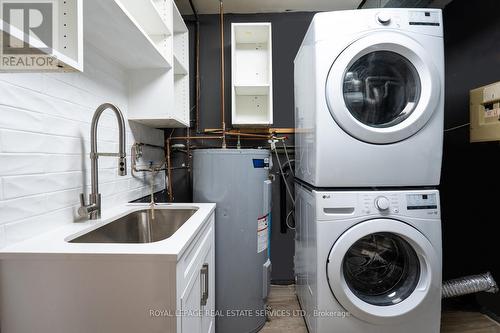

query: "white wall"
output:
0 44 166 248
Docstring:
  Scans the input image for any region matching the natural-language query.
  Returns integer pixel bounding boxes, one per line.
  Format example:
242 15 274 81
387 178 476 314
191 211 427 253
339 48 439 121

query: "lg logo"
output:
2 1 54 54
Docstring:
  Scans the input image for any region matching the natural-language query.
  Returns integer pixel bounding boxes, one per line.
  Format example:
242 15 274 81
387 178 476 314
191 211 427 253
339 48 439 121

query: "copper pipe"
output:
219 0 226 148
165 133 284 201
186 127 192 198
166 137 173 202
204 127 296 134
225 131 274 139
204 130 280 139
170 135 224 141
195 20 201 133
166 135 223 201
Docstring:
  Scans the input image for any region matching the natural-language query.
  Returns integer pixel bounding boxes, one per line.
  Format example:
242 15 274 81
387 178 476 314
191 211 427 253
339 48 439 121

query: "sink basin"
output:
69 208 198 243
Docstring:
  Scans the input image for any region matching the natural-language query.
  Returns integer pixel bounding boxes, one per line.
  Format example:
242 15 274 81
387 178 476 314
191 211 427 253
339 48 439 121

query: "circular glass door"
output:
326 219 439 323
343 232 420 306
343 51 421 128
325 32 441 144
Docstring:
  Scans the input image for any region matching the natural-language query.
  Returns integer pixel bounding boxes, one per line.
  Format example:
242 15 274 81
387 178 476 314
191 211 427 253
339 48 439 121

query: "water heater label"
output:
253 158 270 169
257 214 269 253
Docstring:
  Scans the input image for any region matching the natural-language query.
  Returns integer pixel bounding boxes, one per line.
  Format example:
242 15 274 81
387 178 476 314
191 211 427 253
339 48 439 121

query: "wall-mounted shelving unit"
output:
0 0 83 72
172 4 190 127
231 23 273 127
83 0 190 128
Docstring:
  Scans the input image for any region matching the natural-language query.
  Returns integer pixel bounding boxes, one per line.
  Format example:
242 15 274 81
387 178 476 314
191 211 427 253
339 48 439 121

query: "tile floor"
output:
261 285 500 333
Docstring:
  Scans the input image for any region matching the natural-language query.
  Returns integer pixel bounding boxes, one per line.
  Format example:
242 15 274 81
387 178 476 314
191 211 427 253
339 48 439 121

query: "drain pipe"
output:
442 272 499 299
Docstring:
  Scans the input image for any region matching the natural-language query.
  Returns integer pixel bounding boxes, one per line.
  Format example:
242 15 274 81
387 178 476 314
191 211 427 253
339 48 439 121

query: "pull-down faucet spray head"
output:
118 156 127 176
79 103 127 220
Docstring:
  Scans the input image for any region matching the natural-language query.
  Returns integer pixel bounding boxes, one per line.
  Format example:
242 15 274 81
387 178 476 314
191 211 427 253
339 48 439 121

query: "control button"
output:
375 196 390 211
377 12 391 25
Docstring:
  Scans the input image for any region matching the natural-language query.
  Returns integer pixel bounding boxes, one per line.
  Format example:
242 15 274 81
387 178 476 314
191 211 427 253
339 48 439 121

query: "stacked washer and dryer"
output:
294 8 444 333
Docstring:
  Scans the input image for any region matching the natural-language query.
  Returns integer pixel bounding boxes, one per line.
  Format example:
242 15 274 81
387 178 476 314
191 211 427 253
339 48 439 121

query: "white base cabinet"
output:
0 211 215 333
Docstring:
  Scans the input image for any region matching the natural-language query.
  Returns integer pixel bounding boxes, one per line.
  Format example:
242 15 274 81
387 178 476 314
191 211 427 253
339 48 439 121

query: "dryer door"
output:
325 32 441 144
326 218 439 324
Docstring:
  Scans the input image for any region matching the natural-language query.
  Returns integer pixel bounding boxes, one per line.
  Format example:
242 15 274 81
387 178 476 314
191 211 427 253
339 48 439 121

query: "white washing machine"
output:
295 182 442 333
294 8 444 187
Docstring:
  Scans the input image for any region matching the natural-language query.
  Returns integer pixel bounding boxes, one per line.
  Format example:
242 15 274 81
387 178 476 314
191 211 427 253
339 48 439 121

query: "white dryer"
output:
295 183 442 333
294 9 444 187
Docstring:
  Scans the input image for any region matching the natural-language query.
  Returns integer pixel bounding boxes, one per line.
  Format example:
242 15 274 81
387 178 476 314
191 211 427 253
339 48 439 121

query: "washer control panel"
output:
314 189 440 220
406 193 438 210
358 191 439 218
361 193 400 215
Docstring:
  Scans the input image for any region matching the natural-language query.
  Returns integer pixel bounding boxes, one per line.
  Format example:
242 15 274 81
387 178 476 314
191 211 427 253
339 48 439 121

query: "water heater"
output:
193 149 272 333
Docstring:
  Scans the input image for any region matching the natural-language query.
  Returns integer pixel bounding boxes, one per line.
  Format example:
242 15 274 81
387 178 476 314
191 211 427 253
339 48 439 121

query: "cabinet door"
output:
180 268 202 333
201 240 215 333
180 219 215 333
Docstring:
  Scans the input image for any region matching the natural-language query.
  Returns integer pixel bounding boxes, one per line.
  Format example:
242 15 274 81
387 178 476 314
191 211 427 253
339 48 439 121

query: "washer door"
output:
326 219 438 324
325 32 441 144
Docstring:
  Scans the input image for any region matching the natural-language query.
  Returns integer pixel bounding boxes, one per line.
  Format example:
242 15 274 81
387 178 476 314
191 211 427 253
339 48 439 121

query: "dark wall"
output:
441 0 500 316
177 12 315 282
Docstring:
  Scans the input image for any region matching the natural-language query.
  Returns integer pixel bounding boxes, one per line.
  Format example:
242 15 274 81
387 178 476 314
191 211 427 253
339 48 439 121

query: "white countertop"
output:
0 203 216 262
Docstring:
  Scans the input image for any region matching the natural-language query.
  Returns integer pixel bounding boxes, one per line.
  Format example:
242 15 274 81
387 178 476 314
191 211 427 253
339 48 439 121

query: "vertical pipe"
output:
186 127 192 200
166 138 173 202
188 0 201 134
220 0 227 148
196 20 201 133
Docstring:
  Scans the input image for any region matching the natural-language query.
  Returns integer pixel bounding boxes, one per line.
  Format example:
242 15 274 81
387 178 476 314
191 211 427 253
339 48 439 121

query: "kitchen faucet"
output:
79 103 127 220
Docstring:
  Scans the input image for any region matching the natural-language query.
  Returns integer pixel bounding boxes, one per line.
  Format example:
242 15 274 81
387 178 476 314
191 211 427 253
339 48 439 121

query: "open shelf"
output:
232 85 271 126
173 3 188 33
84 0 171 69
231 23 273 127
174 55 188 75
234 84 270 95
129 116 187 128
119 0 171 37
174 74 190 125
174 32 188 69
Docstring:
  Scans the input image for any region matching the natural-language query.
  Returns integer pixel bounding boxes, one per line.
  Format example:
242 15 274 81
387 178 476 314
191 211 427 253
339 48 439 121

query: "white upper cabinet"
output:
231 23 273 127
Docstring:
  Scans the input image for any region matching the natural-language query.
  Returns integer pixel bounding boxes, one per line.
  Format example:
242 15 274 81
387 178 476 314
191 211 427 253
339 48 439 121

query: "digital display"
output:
407 193 437 210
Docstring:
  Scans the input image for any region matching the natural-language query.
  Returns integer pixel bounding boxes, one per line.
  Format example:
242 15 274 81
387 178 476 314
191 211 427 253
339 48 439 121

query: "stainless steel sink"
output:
69 208 198 243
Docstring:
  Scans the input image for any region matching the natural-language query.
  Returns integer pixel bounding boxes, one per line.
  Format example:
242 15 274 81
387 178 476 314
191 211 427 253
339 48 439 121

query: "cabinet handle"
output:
200 263 209 306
